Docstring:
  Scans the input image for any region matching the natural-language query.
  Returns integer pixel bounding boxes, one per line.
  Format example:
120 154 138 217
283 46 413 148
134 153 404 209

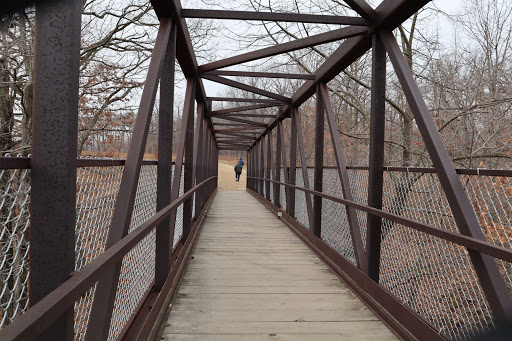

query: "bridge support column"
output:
312 85 325 238
266 130 273 201
365 33 386 282
288 107 298 218
259 137 265 196
275 120 288 209
30 0 82 339
156 21 176 289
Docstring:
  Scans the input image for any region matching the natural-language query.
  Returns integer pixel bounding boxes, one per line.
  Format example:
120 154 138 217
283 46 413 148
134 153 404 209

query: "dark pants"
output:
235 172 241 181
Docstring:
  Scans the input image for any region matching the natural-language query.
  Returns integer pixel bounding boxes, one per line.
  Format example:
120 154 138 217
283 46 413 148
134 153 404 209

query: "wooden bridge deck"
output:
161 190 399 340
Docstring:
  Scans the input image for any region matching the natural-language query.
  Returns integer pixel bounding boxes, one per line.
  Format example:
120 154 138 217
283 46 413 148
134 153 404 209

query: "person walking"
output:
238 157 244 167
234 163 242 182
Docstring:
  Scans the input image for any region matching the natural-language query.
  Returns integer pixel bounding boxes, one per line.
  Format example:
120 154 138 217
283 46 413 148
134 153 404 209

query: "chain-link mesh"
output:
279 168 287 211
0 156 30 328
376 171 497 339
174 165 184 249
107 165 157 340
321 168 356 265
74 163 124 339
274 167 511 339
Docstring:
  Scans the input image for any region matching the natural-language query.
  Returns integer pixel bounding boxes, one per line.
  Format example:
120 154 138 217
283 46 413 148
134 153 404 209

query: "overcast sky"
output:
202 0 464 96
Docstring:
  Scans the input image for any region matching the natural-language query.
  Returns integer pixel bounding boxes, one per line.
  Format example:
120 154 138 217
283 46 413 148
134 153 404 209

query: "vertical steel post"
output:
259 138 265 195
313 85 325 238
155 22 176 290
200 115 209 209
247 148 251 189
30 0 81 339
365 34 386 282
167 78 196 254
193 103 204 220
266 130 273 201
277 120 289 209
274 122 282 207
288 107 298 218
182 86 196 241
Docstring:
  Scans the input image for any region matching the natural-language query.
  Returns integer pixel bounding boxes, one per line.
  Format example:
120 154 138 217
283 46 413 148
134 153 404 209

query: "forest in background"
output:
0 0 510 168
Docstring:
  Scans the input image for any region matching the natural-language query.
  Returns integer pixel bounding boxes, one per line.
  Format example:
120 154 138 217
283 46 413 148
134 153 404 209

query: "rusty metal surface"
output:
29 0 82 339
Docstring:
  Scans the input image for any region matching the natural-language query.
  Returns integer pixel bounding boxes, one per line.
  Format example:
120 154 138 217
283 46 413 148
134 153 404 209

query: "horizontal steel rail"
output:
247 176 512 264
0 157 161 169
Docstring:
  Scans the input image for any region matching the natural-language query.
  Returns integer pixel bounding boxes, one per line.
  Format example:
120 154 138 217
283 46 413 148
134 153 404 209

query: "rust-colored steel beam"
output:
167 78 196 250
85 18 172 341
155 22 176 290
319 83 365 271
213 113 276 118
215 127 264 132
200 26 368 72
259 138 265 195
219 146 247 150
202 75 290 102
265 129 273 201
312 84 325 238
212 103 283 114
207 97 285 104
365 33 386 282
214 115 268 127
382 29 512 322
273 122 282 207
288 107 298 218
215 132 259 138
182 85 196 241
181 9 368 26
30 1 81 339
203 70 315 80
343 0 376 22
294 108 314 230
192 103 205 220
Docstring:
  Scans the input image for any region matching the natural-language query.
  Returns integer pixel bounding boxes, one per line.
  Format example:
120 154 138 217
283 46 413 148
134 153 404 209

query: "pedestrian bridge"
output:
1 0 512 340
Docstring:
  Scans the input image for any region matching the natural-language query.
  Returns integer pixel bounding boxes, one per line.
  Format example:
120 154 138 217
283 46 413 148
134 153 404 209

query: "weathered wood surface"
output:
162 191 398 340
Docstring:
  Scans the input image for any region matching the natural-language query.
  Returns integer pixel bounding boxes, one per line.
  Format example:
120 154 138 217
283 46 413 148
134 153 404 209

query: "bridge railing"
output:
248 166 512 340
0 156 218 340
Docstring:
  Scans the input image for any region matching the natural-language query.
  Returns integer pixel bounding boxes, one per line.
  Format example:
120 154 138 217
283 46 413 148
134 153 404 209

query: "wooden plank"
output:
161 191 398 340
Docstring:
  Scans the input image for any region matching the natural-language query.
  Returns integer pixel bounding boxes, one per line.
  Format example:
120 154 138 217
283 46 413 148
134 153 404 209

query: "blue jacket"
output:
238 158 244 167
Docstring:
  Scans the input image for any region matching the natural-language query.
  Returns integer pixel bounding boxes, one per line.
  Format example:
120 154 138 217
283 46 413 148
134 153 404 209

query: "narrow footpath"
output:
161 190 398 340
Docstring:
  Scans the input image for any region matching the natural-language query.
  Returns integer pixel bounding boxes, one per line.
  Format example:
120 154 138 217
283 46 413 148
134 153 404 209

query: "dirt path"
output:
217 160 247 190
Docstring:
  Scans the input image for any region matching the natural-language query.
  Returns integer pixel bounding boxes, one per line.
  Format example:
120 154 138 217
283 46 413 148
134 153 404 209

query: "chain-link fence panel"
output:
107 165 157 340
321 168 356 265
0 159 30 328
174 166 184 249
377 170 509 340
279 168 287 211
74 163 124 339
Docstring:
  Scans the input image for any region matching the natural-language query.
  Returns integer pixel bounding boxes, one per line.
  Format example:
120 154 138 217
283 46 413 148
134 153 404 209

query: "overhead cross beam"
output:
214 115 268 127
202 75 290 102
207 97 285 104
203 70 314 80
212 103 283 115
181 9 369 26
199 26 368 72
